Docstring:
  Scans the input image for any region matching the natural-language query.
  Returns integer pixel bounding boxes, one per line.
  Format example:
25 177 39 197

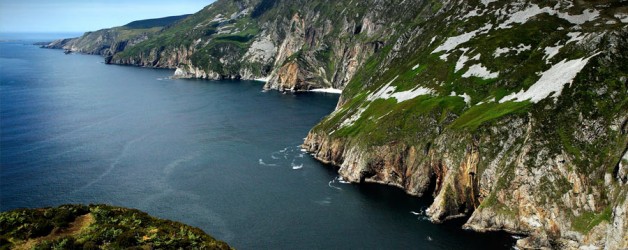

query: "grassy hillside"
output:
123 14 191 29
45 14 194 56
0 204 232 250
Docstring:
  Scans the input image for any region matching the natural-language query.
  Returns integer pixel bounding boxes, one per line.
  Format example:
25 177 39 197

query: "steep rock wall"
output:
303 0 628 248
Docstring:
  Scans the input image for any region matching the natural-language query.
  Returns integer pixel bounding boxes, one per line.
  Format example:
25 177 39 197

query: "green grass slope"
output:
0 204 232 250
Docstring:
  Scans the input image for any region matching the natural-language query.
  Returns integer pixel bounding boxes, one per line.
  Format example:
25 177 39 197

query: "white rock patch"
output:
368 76 399 101
340 107 366 128
498 4 549 29
498 4 600 29
455 48 470 72
463 8 483 19
429 36 437 45
544 33 586 62
450 91 472 105
615 13 628 23
244 35 277 63
493 44 531 57
481 0 497 6
390 87 435 102
367 75 435 103
500 55 598 103
462 64 499 79
557 9 600 25
544 45 563 62
432 24 492 53
494 47 510 57
566 32 585 44
339 74 435 128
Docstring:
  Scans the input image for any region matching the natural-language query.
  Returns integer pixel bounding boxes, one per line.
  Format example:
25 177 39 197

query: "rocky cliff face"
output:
45 0 628 248
302 0 628 249
103 0 430 91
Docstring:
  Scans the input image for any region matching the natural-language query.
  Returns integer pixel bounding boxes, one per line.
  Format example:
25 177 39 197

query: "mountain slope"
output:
44 14 190 57
109 0 434 91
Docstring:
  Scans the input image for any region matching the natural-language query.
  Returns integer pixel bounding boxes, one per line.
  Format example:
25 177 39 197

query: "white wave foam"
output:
328 180 342 190
336 176 350 184
258 159 277 166
292 163 303 170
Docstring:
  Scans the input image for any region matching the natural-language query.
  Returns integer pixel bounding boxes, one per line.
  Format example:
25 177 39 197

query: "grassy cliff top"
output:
123 14 192 29
0 204 232 250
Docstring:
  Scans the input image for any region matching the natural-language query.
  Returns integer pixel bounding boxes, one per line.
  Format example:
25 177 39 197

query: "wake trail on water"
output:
137 151 236 242
258 159 277 166
410 207 431 221
163 151 203 176
25 144 89 166
328 176 350 190
73 132 151 194
16 111 132 155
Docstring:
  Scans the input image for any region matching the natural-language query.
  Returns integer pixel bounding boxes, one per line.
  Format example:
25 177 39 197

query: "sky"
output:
0 0 215 33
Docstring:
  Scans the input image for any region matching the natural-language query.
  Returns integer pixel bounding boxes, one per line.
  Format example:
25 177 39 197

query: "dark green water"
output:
0 40 515 249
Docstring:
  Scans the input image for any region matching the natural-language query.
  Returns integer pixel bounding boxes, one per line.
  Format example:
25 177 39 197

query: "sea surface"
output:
0 38 515 249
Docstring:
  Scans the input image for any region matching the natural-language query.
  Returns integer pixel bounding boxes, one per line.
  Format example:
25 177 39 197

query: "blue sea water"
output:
0 39 515 249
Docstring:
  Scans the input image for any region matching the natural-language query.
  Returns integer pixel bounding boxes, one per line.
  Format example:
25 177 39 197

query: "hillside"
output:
123 14 191 29
43 0 628 249
0 204 231 249
43 14 190 57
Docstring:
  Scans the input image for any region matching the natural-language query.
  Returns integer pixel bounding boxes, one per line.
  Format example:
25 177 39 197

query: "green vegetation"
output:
571 207 613 234
0 204 231 250
123 15 191 29
450 101 531 130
